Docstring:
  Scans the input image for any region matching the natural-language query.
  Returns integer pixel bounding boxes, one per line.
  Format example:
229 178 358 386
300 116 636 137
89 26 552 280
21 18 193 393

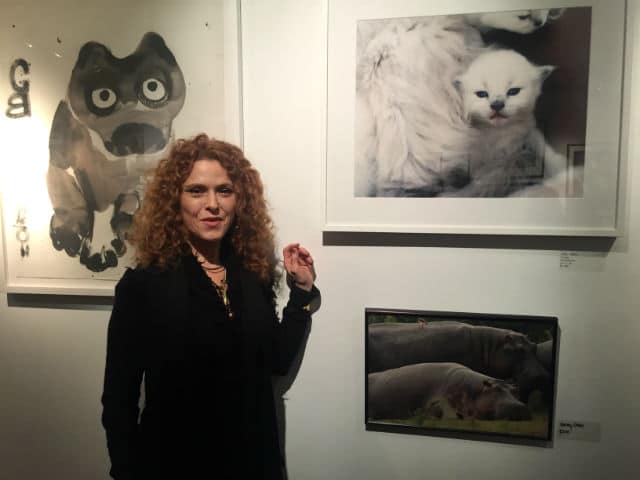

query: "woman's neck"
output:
189 239 222 266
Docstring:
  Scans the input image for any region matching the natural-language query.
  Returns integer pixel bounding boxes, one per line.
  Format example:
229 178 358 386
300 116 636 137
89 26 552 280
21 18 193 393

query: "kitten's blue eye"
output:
507 87 521 96
475 91 488 98
138 77 169 108
90 88 117 110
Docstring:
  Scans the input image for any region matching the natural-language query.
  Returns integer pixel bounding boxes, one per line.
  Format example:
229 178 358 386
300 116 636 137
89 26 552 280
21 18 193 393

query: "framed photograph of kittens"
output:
0 0 242 295
324 0 626 236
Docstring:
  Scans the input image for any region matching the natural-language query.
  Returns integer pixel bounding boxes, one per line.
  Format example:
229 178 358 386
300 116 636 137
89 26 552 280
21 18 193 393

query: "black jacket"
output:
101 254 317 479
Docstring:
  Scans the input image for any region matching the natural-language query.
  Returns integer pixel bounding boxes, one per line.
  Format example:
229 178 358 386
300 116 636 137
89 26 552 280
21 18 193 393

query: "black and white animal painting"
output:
47 32 186 272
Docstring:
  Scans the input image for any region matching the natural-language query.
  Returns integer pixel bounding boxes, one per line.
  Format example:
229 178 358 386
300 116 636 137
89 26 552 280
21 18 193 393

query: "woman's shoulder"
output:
115 261 177 292
114 267 146 297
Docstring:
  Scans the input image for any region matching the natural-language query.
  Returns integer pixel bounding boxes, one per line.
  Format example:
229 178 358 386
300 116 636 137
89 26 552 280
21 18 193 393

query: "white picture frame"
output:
324 0 626 236
0 0 242 295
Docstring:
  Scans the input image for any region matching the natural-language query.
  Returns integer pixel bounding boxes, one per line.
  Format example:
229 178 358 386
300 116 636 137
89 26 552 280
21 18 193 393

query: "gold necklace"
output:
201 263 225 273
212 270 233 319
193 251 233 319
193 249 225 273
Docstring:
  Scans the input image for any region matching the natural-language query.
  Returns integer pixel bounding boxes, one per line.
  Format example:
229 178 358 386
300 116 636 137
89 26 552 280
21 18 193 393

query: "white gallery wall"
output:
1 0 639 479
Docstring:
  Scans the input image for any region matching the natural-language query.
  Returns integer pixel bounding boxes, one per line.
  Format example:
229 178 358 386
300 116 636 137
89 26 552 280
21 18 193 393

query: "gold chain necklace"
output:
212 269 233 320
201 264 225 273
193 251 233 319
193 250 225 273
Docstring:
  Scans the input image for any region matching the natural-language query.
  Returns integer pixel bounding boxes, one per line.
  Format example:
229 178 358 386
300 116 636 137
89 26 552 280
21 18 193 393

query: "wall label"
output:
558 420 601 442
559 251 605 272
559 252 578 269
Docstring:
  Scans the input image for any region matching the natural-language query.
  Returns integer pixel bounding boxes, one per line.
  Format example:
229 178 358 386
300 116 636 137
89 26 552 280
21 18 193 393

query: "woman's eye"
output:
218 187 234 196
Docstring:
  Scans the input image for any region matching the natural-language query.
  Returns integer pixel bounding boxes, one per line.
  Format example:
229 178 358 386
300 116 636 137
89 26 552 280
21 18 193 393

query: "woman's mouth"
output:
202 217 223 227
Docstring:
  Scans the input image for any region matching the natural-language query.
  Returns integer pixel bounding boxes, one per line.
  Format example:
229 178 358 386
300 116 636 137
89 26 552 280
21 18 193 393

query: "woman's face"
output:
180 159 237 247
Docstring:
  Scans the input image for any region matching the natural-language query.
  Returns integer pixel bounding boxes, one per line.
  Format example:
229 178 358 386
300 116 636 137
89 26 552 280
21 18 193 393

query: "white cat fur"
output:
466 8 565 34
355 16 485 196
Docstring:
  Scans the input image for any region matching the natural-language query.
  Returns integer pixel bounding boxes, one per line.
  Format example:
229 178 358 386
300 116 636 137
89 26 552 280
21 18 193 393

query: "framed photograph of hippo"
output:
324 0 626 236
366 308 559 445
0 0 242 295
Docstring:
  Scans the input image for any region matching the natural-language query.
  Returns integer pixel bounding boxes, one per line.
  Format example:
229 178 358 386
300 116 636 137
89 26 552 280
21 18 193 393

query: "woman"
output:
101 133 319 479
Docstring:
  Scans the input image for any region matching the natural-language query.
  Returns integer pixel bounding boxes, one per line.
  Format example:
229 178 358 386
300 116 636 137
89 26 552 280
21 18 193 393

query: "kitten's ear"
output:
548 8 565 20
539 65 555 81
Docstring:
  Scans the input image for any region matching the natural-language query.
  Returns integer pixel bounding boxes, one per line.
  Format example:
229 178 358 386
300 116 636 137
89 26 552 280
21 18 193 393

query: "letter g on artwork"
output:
6 58 31 118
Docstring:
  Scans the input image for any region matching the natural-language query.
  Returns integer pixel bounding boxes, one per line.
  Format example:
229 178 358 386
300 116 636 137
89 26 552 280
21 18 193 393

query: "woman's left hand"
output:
283 243 316 291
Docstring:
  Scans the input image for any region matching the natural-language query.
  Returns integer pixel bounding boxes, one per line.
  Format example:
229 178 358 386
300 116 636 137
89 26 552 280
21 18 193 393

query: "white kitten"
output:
451 49 566 196
466 8 565 34
454 49 553 129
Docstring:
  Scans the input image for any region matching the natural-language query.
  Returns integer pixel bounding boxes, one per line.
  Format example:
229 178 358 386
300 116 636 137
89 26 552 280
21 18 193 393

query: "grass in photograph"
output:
375 410 549 438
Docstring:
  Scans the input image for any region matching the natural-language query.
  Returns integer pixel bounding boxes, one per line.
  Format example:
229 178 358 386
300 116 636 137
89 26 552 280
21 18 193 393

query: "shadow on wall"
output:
322 231 616 252
272 291 320 479
273 322 311 480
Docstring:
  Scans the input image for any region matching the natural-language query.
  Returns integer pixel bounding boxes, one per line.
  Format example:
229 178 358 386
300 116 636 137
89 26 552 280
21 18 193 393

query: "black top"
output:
101 254 318 480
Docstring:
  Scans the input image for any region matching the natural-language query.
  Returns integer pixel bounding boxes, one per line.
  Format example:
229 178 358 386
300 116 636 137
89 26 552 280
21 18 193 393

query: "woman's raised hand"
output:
283 243 316 291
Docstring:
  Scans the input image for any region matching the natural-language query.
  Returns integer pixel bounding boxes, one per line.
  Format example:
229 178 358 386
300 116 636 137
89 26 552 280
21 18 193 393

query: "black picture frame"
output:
365 308 559 446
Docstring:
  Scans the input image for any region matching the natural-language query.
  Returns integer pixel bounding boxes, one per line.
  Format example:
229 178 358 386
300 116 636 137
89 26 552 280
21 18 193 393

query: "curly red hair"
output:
129 133 278 284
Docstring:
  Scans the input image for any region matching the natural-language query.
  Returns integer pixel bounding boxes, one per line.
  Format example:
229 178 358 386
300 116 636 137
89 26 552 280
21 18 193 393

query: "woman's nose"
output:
205 190 219 210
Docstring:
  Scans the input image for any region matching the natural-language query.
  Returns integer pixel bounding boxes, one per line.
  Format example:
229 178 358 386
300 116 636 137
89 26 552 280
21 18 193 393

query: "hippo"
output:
368 321 550 399
536 339 554 371
368 362 531 421
535 339 555 402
